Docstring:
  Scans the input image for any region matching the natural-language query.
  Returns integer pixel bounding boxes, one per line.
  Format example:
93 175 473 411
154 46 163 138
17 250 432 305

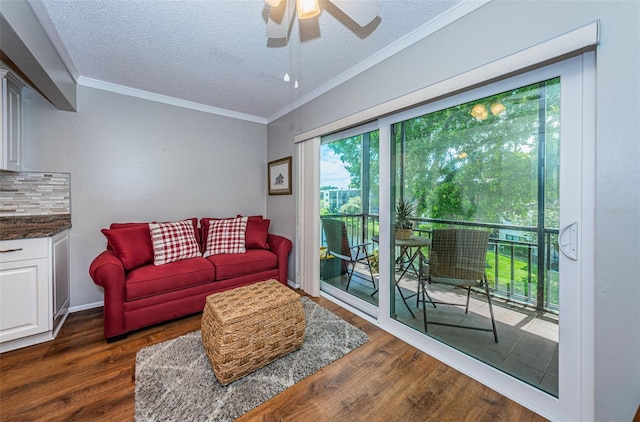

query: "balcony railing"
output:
320 213 559 313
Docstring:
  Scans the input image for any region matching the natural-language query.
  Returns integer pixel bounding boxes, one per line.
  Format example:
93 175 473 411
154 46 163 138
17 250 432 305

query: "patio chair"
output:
321 218 376 292
418 228 498 342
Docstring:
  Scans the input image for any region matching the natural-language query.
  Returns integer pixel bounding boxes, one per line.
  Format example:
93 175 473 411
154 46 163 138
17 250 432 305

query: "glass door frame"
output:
374 54 595 421
296 24 597 420
319 122 380 318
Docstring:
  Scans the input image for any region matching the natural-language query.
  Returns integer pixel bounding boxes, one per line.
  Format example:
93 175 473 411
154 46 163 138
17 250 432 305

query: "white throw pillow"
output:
204 217 248 257
149 220 201 265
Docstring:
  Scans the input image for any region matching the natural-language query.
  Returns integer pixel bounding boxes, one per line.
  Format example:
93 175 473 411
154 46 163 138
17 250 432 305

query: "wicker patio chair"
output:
321 218 376 292
418 228 498 342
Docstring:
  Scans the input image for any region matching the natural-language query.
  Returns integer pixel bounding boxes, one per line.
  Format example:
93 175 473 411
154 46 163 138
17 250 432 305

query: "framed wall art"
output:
268 156 292 195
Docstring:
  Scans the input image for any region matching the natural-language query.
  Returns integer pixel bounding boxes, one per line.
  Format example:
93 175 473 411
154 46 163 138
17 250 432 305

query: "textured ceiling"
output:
31 0 469 122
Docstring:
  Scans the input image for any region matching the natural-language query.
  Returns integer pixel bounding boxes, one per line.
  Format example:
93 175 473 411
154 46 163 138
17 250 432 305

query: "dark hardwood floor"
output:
0 292 548 421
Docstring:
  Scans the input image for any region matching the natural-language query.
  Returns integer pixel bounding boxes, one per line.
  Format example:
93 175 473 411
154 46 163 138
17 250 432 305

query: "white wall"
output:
23 85 268 308
266 121 298 285
266 1 639 420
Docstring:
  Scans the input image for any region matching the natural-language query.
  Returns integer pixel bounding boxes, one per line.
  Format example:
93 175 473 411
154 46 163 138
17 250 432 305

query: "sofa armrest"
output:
89 250 127 339
267 234 292 284
89 250 125 286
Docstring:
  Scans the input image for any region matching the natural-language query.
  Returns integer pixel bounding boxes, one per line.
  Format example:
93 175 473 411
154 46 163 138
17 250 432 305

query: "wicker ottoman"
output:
201 279 306 385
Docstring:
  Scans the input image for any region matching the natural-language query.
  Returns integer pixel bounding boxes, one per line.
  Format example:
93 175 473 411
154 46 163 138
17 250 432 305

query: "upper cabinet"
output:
0 70 24 172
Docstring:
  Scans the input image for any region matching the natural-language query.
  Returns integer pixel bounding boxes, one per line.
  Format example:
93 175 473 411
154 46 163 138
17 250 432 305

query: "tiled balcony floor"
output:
322 270 559 397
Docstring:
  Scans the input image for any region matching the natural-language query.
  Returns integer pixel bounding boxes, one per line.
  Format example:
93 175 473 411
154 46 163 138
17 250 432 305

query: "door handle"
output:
559 221 578 260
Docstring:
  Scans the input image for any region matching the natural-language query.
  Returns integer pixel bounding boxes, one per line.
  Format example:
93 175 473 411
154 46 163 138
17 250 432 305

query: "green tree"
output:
322 78 560 231
394 78 559 228
325 131 380 213
339 196 362 214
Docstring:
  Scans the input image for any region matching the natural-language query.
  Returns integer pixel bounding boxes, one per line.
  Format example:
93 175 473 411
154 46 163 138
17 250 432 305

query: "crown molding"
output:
77 77 267 124
28 0 264 122
266 0 492 123
29 0 489 125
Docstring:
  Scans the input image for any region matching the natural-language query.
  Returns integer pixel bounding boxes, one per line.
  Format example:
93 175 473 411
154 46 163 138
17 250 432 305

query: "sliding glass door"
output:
300 50 594 420
377 54 592 419
319 124 379 315
388 77 561 395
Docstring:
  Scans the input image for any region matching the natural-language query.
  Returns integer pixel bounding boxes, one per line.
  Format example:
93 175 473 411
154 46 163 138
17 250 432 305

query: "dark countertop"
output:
0 214 72 240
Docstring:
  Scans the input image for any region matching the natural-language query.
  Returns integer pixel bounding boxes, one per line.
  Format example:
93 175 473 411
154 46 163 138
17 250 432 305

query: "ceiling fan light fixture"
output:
266 0 380 40
265 0 282 7
297 0 320 19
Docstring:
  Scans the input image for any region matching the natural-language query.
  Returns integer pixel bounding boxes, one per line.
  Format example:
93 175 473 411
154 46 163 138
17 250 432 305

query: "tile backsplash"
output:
0 171 71 216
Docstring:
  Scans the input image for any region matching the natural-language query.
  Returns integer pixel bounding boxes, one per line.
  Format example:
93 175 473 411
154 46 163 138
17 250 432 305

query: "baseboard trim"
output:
69 301 103 313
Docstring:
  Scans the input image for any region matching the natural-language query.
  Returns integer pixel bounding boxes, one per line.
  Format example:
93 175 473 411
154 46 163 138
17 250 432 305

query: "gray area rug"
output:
135 296 369 421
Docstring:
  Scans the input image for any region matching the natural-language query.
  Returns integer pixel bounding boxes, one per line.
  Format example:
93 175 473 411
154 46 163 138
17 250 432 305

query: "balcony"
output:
320 213 559 396
320 213 559 313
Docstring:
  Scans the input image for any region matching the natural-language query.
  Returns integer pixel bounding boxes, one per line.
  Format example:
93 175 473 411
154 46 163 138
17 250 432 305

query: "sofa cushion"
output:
203 217 248 257
201 215 269 250
101 226 153 270
111 218 201 247
149 220 201 265
125 257 215 301
206 249 277 280
109 222 150 230
245 217 270 249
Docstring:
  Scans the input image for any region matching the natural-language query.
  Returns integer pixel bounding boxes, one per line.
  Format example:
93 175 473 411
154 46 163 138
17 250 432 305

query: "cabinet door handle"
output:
0 248 23 253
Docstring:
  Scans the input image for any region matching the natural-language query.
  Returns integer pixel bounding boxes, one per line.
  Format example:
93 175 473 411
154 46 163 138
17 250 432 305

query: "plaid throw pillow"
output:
149 220 201 266
204 217 248 257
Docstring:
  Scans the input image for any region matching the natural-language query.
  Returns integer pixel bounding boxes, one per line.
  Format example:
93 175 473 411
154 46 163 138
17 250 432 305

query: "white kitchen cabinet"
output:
0 70 23 172
0 230 70 352
51 230 70 329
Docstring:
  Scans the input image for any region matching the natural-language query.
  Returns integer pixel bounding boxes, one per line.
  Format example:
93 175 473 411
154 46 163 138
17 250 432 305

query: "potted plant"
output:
396 199 415 239
369 249 379 274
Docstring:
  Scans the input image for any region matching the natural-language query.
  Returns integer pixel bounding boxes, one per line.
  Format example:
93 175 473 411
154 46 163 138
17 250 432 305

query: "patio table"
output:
371 235 431 317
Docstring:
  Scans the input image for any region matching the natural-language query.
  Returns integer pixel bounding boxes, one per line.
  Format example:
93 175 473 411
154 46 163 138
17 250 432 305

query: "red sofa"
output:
89 217 292 341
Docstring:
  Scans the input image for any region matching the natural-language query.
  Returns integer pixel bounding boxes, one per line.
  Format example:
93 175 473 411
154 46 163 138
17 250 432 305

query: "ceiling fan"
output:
265 0 382 39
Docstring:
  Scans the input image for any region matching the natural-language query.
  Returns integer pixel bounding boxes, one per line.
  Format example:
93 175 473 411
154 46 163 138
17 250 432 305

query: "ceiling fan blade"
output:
329 0 381 27
266 0 296 39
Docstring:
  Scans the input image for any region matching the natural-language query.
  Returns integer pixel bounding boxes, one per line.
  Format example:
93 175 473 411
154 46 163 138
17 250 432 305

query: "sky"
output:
320 146 351 189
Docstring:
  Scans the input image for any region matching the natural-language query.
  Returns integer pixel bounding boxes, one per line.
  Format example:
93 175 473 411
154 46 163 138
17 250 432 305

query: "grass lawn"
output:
486 251 559 307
